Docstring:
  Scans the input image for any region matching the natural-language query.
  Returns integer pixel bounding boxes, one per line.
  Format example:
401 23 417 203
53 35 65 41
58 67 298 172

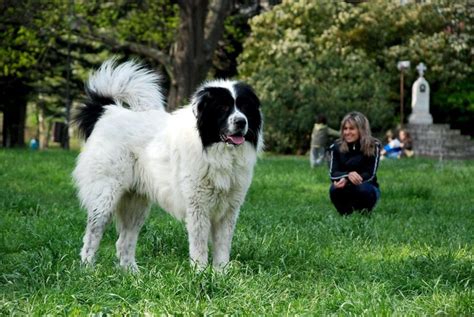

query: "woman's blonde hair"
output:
338 111 379 156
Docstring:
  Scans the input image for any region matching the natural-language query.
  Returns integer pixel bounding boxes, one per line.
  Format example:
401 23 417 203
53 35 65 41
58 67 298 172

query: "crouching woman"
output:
329 112 381 215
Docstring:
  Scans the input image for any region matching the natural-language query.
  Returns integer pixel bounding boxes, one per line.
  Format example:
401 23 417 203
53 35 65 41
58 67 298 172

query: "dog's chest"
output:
204 148 249 192
198 170 241 219
197 151 251 212
200 163 240 202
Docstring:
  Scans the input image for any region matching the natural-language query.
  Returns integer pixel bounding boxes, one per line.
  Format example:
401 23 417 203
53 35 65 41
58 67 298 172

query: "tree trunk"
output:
2 103 27 148
37 101 50 150
169 1 208 109
168 0 232 110
0 78 29 148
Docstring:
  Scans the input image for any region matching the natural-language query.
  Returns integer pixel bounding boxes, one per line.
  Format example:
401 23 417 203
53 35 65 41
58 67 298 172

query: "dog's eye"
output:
221 104 230 112
238 103 248 111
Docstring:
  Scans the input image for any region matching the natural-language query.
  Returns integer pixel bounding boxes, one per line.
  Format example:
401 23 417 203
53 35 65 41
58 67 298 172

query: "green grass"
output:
1 149 473 315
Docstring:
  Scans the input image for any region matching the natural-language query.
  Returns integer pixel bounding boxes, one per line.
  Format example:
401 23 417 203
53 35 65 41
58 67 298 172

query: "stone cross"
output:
416 62 426 77
408 63 433 124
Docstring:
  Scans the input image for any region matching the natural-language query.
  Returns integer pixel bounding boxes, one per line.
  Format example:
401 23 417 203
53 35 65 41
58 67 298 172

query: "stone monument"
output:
406 62 474 159
408 63 433 124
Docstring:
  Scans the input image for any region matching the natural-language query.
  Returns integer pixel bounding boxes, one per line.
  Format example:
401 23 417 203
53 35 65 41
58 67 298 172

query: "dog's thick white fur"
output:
73 60 263 272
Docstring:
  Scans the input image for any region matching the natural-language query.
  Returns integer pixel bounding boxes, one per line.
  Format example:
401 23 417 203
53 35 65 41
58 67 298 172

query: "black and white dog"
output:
73 60 263 272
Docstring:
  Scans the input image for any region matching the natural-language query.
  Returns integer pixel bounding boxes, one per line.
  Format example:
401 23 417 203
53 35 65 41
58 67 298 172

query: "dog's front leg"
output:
212 209 238 271
185 208 210 271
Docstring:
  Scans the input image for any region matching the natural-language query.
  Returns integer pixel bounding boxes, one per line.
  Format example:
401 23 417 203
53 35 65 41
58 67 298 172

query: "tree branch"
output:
204 0 232 57
72 16 173 77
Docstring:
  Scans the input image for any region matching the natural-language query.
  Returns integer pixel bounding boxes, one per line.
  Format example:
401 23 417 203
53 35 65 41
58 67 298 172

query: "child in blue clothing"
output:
380 130 401 159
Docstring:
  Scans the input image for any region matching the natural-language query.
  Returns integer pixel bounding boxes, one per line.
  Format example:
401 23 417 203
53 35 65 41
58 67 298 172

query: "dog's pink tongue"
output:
227 135 245 145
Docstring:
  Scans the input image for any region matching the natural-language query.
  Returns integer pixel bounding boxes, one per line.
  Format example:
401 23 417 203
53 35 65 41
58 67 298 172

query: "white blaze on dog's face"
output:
225 108 248 145
192 80 262 148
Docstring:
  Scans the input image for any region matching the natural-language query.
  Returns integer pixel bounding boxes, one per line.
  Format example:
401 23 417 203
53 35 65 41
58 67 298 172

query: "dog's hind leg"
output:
80 184 122 266
115 192 150 272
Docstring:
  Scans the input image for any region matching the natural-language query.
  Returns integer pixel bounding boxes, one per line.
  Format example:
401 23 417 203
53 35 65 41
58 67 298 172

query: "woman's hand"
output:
348 171 363 185
333 178 347 189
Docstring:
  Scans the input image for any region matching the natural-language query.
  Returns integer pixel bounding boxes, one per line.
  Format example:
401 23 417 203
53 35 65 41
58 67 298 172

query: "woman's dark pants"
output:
329 183 380 215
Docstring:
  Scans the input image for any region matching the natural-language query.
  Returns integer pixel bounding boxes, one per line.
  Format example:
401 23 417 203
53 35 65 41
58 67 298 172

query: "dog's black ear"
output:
192 86 235 148
234 82 261 109
192 88 212 117
234 82 262 149
192 87 234 117
196 90 212 115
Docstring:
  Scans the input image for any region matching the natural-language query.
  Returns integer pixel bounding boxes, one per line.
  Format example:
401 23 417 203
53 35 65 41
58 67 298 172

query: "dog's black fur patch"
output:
195 87 235 147
74 87 114 139
234 83 262 148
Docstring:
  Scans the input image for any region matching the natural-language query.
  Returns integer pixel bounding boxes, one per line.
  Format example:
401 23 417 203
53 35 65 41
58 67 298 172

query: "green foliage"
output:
75 1 178 50
0 2 56 78
0 150 473 314
0 2 84 108
434 75 474 135
239 0 473 153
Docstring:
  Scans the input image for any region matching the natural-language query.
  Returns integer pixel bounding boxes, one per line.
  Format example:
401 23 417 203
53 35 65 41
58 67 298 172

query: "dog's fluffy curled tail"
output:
74 59 166 139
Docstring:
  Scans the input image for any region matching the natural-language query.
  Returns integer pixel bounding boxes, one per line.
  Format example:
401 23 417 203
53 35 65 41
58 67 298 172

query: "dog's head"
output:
192 80 262 149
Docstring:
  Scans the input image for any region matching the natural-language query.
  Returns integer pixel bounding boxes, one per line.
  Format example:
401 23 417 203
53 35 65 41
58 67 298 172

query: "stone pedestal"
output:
407 124 474 159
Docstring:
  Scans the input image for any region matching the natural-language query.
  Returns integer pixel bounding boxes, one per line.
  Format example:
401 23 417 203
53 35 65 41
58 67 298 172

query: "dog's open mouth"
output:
223 134 245 145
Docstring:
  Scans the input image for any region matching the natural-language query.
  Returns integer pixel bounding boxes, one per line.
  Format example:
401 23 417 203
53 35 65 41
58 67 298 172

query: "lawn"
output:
0 149 473 315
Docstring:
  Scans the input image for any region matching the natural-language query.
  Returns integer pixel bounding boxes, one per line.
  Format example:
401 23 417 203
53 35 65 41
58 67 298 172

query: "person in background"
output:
328 112 381 215
380 129 401 159
29 138 39 150
310 114 339 167
398 129 414 158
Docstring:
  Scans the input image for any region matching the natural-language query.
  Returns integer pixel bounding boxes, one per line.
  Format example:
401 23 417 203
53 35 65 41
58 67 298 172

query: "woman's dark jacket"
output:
329 141 381 187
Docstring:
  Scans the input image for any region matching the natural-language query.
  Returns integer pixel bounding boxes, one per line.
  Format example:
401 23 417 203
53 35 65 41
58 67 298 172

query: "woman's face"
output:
343 121 360 143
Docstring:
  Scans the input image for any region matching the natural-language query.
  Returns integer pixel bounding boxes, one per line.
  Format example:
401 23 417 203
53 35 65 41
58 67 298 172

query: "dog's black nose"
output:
235 117 247 129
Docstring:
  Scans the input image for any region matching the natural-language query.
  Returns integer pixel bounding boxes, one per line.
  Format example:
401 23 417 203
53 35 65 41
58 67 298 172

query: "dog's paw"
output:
190 260 209 273
213 260 237 275
118 261 140 273
79 261 95 271
80 253 95 267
